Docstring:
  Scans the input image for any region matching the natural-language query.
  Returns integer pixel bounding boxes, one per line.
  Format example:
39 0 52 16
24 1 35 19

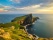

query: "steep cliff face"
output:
11 14 39 26
23 14 32 25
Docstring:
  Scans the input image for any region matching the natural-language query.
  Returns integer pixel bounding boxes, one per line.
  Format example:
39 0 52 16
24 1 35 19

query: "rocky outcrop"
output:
23 14 39 26
11 14 39 26
11 14 39 40
23 14 32 25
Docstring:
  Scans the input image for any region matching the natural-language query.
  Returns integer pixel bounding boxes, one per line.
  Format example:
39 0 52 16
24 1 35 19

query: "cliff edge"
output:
11 14 39 26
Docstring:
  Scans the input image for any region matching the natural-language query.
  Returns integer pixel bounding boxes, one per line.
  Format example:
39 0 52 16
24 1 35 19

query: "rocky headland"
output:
0 14 53 40
11 14 39 40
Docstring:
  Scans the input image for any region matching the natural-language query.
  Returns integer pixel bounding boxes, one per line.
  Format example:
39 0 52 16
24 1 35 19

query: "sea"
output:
0 14 53 38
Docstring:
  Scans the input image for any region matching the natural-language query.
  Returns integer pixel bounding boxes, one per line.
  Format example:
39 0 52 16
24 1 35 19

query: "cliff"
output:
0 14 39 40
11 14 39 26
0 14 53 40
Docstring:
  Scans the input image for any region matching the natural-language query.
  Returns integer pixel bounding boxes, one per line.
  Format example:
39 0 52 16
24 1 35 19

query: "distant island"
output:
0 14 52 40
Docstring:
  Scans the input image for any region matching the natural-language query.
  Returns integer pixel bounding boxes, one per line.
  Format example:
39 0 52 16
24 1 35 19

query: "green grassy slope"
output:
0 15 32 40
0 14 51 40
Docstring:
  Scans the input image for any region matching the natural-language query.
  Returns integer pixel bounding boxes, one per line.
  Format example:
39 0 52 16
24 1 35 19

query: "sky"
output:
0 0 53 14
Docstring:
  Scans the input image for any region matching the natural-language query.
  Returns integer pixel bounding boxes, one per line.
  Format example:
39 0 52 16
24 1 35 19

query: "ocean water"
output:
0 14 25 23
27 14 53 38
0 14 53 38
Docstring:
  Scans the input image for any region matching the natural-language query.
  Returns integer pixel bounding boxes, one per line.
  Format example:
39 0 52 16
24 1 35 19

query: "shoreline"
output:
23 22 39 40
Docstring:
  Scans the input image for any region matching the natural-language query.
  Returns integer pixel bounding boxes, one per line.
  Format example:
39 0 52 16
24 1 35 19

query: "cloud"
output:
33 3 53 14
10 0 21 3
10 0 53 8
35 7 53 14
0 4 12 12
0 4 6 12
15 3 53 14
0 8 4 12
0 8 8 12
4 6 11 8
0 3 53 14
16 4 41 10
0 3 41 13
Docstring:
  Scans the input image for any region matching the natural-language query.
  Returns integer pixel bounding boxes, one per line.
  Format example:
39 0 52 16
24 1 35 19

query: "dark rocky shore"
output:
11 14 39 40
0 14 53 40
11 14 53 40
11 14 39 26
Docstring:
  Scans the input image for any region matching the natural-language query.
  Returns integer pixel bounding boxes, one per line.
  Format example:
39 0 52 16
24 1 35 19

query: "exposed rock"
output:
28 34 34 39
11 14 39 26
23 14 32 25
11 14 39 40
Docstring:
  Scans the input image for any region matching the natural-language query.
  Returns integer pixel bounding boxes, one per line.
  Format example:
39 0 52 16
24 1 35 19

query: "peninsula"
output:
0 14 53 40
0 14 39 40
2 14 53 40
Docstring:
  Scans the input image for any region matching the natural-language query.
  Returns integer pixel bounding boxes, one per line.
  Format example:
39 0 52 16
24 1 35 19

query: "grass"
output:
0 22 31 40
0 14 51 40
0 15 31 40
